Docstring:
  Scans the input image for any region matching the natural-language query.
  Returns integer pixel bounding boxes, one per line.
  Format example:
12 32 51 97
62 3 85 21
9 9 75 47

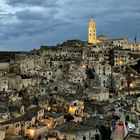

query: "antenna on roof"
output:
134 34 137 43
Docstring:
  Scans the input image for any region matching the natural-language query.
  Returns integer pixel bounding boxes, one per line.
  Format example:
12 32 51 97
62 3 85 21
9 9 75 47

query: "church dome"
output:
97 35 108 41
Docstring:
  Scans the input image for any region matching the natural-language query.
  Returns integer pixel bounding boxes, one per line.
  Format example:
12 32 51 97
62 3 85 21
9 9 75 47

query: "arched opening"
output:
83 136 86 140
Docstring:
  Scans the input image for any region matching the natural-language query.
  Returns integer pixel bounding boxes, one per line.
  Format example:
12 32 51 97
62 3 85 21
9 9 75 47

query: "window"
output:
6 126 9 130
83 136 86 140
59 65 63 69
30 123 32 127
16 124 20 128
75 110 79 115
54 86 58 91
21 108 24 115
126 115 129 121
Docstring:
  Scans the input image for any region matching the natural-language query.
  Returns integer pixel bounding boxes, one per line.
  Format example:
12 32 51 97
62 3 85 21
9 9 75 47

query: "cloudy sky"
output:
0 0 140 51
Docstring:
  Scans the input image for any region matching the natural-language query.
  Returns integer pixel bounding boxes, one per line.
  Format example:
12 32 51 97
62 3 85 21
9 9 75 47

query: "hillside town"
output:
0 18 140 140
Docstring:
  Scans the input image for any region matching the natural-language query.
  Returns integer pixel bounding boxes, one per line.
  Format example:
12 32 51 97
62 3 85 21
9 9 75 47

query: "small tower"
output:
88 17 96 44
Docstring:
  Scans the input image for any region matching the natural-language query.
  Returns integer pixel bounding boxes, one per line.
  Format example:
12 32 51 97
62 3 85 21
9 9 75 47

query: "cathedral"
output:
87 18 140 51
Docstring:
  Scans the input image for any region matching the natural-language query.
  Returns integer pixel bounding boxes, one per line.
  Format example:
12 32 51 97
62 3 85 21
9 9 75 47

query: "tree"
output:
107 74 116 93
95 134 100 140
99 125 111 140
108 48 114 66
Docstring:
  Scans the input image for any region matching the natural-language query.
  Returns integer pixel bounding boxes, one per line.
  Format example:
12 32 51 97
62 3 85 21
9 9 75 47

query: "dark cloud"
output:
0 0 139 51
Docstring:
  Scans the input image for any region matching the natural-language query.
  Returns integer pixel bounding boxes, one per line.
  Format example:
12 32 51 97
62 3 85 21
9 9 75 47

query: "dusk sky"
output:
0 0 140 51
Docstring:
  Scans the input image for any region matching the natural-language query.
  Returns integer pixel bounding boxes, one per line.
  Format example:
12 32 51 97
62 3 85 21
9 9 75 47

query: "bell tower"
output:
88 18 96 44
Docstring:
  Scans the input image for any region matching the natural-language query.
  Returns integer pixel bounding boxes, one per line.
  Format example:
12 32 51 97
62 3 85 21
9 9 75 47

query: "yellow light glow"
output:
48 106 51 111
47 123 52 129
130 83 134 88
26 129 35 138
92 96 96 100
42 119 54 129
119 87 122 90
118 60 123 65
130 82 136 88
81 64 86 68
68 106 75 114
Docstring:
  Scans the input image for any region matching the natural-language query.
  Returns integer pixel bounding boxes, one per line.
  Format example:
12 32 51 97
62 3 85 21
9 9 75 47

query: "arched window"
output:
6 126 9 130
54 86 58 91
83 136 86 140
